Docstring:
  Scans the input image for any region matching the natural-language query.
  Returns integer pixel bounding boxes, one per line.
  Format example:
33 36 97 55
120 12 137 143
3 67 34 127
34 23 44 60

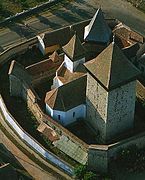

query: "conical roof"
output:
84 42 140 90
63 34 85 62
84 9 112 43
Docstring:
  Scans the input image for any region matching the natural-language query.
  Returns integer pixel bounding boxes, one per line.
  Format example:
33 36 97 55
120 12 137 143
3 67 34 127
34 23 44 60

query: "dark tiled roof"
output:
138 55 145 65
63 34 86 62
0 163 18 180
136 43 145 59
43 27 71 47
84 42 140 90
82 42 106 61
84 9 112 43
122 43 140 59
8 60 31 85
45 76 87 111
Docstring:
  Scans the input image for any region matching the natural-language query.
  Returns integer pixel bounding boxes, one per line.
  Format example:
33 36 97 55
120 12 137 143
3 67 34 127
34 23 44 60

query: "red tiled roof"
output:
57 63 86 84
26 56 63 76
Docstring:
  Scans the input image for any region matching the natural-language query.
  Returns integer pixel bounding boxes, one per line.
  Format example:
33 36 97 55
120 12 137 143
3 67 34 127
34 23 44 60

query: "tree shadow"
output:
54 8 82 24
64 1 96 19
7 23 36 39
35 14 61 29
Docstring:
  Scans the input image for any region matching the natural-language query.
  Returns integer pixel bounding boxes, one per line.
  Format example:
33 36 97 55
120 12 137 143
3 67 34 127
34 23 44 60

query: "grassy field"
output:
0 0 49 20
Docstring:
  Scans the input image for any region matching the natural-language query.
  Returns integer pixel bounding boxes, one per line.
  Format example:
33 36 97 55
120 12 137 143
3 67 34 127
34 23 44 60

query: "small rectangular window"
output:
73 112 75 117
58 115 60 120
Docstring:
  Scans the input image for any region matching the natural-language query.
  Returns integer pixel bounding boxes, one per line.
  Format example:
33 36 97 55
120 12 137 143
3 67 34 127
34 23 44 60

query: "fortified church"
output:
45 8 140 143
8 8 145 173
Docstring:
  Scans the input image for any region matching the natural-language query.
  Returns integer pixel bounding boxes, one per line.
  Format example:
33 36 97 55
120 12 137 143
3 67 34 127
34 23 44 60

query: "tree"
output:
74 165 87 179
84 171 97 180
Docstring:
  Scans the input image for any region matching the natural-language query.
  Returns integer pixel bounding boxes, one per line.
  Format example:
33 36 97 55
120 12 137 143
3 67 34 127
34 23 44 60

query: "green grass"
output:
0 0 49 20
0 0 73 21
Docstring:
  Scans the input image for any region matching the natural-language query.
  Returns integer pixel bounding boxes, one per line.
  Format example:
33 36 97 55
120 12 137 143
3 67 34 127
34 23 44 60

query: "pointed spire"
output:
63 33 85 62
84 9 112 43
84 42 140 90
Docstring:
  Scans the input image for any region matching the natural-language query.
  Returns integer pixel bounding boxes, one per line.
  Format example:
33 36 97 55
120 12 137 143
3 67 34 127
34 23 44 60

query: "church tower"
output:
63 33 86 73
84 8 112 44
84 42 140 143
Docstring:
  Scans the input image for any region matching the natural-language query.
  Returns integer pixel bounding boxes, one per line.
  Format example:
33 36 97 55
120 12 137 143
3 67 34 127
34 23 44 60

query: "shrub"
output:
83 171 97 180
74 165 87 179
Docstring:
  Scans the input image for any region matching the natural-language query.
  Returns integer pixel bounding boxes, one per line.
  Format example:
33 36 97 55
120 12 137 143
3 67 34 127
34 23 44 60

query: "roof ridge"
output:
84 42 140 90
59 88 66 111
84 8 112 43
47 88 58 104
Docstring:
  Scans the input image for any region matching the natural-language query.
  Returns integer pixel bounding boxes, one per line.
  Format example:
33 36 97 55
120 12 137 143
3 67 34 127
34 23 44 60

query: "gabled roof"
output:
84 9 112 43
62 34 85 62
136 43 145 59
45 76 87 111
84 42 140 90
57 62 86 84
49 51 61 63
37 122 59 142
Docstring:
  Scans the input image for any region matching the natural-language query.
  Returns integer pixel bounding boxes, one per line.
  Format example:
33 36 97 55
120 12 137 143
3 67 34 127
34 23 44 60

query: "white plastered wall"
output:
64 55 85 72
37 35 45 55
46 104 86 126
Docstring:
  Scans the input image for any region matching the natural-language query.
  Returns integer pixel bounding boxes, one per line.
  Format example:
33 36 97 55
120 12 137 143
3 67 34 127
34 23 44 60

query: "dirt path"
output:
0 112 72 180
0 128 57 180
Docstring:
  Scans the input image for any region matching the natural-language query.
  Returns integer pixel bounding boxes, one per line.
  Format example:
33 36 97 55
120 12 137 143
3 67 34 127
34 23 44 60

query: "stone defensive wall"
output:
0 95 73 175
7 71 145 172
1 16 145 173
88 130 145 173
8 57 88 164
88 81 145 173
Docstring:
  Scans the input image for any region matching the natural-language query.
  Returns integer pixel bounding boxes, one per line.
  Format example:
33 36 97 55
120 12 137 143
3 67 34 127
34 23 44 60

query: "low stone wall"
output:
0 95 73 175
21 83 43 123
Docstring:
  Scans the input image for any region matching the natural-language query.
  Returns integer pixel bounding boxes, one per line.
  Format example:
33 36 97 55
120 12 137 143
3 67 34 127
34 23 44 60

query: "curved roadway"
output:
0 0 145 52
